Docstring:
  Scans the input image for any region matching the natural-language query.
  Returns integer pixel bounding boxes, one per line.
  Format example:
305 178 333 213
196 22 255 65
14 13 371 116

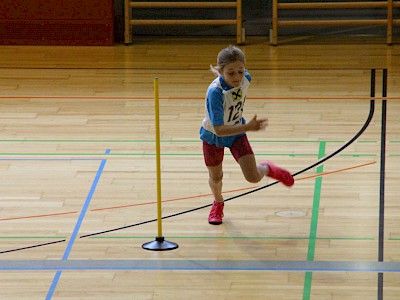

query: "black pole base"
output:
142 236 178 251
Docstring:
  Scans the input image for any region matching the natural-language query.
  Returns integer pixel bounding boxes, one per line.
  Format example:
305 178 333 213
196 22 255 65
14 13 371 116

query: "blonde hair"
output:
209 45 246 76
216 45 246 71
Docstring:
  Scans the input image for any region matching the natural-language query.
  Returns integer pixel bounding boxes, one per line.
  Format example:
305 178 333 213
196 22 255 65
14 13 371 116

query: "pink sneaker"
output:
262 161 294 187
208 201 224 225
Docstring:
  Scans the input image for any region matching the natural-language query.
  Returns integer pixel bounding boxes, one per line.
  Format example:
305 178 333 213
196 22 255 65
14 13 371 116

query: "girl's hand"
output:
214 115 268 137
247 114 268 131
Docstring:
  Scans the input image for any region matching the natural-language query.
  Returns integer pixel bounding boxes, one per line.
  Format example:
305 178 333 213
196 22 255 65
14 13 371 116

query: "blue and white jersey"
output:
200 71 251 147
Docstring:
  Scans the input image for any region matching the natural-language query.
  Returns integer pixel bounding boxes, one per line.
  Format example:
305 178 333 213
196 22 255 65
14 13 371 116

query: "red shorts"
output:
202 135 254 167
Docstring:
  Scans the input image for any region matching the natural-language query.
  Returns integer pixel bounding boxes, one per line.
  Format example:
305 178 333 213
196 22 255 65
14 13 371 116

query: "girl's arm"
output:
213 115 268 137
209 64 220 77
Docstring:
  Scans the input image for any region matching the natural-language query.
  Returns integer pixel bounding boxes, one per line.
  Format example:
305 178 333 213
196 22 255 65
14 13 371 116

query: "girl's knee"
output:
243 172 261 183
210 173 223 184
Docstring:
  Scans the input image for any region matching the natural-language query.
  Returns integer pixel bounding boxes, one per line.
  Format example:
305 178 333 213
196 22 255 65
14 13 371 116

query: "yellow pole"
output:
142 77 178 251
154 77 163 237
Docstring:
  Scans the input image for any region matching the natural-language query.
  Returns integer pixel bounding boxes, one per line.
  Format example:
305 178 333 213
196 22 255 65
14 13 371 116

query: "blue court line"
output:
1 260 400 273
45 149 110 300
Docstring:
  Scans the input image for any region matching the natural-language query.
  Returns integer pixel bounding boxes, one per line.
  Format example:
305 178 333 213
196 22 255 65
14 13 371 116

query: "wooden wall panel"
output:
0 0 113 46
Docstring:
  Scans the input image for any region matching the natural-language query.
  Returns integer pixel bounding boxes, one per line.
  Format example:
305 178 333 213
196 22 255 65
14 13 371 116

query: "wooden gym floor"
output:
0 36 399 299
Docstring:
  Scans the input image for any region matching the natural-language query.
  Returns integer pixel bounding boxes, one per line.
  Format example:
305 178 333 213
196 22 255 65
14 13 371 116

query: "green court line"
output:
0 152 377 157
0 153 111 156
0 138 380 157
89 236 374 240
0 139 379 143
0 236 379 241
303 141 325 300
0 139 345 143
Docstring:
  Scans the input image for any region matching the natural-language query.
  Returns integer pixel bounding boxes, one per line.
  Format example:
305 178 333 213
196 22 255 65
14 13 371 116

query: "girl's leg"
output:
207 164 224 203
202 141 225 224
230 135 266 183
261 161 294 187
207 164 225 225
238 155 294 186
238 154 266 183
231 136 294 187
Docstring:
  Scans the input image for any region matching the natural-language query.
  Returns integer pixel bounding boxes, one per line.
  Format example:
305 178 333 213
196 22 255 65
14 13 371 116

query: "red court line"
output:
90 186 259 212
0 211 78 222
295 161 377 181
92 161 377 212
0 161 376 221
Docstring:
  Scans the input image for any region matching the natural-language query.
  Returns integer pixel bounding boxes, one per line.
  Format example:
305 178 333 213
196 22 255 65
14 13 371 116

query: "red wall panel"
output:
0 0 113 45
